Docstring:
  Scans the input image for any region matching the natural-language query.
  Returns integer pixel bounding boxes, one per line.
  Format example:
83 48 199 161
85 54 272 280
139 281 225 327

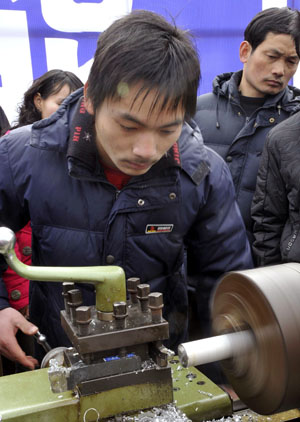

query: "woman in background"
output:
1 69 83 375
13 69 83 127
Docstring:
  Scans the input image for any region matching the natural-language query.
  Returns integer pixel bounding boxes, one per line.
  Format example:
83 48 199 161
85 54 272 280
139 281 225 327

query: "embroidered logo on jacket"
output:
145 224 174 234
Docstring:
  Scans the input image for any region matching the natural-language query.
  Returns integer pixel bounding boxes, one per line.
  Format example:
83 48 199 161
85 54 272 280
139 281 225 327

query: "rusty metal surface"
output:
211 264 300 415
78 365 172 396
61 308 169 355
64 349 142 390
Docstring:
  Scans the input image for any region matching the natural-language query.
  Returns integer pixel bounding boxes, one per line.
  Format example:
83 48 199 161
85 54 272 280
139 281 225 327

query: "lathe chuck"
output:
211 263 300 414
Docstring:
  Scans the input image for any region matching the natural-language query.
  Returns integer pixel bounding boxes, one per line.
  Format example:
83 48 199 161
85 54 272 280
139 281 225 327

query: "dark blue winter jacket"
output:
0 88 252 356
194 71 300 242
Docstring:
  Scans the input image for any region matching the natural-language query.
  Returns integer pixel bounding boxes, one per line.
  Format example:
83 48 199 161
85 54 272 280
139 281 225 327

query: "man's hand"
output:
0 307 39 369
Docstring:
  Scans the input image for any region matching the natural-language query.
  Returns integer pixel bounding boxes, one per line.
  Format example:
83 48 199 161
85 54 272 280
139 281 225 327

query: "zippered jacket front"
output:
0 88 253 356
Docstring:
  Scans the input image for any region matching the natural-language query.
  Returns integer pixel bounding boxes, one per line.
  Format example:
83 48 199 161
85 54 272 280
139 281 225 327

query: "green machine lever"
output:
0 226 126 312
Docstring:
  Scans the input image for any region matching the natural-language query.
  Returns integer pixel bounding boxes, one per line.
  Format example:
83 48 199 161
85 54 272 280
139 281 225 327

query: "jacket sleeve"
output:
251 135 288 266
0 255 9 310
0 135 29 309
185 154 253 325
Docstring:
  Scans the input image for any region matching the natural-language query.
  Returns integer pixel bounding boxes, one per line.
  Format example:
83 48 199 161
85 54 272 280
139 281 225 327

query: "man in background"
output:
194 7 300 244
192 7 300 381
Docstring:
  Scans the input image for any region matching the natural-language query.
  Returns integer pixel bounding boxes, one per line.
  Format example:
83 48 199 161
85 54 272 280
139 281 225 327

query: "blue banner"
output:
0 0 288 123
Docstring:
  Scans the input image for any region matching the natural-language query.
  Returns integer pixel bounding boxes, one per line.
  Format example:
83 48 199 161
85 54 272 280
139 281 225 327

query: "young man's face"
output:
85 84 185 176
239 32 299 97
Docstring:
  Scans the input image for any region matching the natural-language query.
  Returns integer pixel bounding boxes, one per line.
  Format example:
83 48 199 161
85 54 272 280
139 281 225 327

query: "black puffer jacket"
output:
194 71 300 241
252 111 300 266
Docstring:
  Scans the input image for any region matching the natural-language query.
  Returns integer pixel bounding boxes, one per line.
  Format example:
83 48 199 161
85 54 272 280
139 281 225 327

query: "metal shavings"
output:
83 407 100 422
203 417 241 422
198 390 213 398
141 359 156 371
107 404 192 421
164 348 175 357
186 373 197 380
202 412 260 422
242 411 258 422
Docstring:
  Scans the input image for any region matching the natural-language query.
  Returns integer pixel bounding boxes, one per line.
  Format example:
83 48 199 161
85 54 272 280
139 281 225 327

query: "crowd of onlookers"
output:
0 6 300 387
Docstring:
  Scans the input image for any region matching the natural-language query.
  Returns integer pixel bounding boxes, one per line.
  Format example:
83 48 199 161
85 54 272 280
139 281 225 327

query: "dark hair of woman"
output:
14 69 83 128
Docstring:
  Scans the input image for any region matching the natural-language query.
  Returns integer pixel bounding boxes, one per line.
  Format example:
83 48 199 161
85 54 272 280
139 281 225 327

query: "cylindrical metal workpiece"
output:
127 277 140 304
178 330 255 368
76 306 92 336
67 289 83 324
137 284 150 312
62 282 75 315
148 292 164 323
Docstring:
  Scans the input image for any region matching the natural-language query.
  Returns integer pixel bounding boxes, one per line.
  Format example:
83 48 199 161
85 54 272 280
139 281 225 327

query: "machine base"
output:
0 358 231 421
0 360 298 422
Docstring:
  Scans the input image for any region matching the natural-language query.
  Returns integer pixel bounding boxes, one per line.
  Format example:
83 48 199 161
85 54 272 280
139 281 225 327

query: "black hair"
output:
244 7 300 57
14 69 83 127
86 10 200 119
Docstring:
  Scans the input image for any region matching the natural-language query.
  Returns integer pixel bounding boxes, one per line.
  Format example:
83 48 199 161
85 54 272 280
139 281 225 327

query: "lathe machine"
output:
0 226 300 421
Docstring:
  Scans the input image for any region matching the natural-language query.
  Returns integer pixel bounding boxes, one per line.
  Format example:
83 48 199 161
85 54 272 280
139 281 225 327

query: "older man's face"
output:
239 32 299 97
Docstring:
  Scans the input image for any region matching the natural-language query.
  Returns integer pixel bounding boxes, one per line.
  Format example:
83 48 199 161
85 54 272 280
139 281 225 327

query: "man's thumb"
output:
17 318 38 336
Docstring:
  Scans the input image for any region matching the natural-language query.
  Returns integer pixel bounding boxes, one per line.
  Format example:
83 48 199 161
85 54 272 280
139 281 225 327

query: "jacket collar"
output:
212 70 300 111
178 119 210 185
30 88 83 152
